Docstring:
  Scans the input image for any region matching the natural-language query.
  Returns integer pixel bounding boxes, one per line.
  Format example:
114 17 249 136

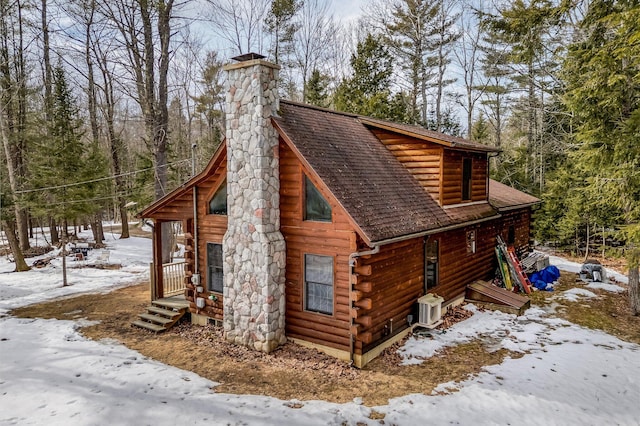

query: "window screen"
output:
304 254 334 315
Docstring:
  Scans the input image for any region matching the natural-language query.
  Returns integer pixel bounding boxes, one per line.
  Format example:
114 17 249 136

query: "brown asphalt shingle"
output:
274 101 453 244
359 116 499 153
489 179 541 211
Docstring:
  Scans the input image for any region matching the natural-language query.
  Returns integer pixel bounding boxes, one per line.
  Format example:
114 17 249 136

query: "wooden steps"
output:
132 299 189 332
465 280 531 315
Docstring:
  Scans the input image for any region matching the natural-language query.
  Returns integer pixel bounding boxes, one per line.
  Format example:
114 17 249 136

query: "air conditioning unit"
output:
416 293 444 329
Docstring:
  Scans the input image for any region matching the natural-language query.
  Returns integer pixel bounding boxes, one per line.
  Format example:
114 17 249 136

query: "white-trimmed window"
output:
304 254 334 315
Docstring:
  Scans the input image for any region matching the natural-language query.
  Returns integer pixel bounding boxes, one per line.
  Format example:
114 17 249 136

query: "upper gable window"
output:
304 175 331 222
208 179 227 215
462 158 472 201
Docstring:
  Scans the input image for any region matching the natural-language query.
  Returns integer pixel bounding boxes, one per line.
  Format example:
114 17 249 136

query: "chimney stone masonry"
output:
221 55 286 353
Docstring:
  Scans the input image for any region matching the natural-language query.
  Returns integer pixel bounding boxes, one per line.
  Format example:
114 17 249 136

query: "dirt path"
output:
11 283 511 406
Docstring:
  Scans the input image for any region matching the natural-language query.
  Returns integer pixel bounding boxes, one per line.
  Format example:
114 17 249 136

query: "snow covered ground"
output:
1 231 639 425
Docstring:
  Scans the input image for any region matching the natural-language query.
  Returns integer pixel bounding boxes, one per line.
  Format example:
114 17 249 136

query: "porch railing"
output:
162 261 187 297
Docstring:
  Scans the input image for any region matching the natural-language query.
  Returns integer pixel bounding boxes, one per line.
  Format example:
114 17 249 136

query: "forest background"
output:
0 0 638 311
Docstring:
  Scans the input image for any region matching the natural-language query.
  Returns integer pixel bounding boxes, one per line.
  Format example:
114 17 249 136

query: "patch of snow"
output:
0 229 151 317
1 237 639 425
585 282 626 293
548 254 628 284
557 288 598 303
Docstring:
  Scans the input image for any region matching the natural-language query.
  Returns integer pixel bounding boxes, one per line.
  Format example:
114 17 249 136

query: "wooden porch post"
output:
154 220 164 299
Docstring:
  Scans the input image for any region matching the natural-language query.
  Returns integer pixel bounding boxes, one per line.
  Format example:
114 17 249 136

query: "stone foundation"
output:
222 58 286 353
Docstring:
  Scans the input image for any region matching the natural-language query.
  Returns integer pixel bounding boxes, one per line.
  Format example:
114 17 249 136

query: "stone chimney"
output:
222 53 286 353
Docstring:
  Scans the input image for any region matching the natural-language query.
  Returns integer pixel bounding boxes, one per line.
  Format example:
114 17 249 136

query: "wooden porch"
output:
132 262 190 332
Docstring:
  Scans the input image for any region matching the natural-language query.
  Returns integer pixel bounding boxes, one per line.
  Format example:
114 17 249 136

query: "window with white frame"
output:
304 254 334 315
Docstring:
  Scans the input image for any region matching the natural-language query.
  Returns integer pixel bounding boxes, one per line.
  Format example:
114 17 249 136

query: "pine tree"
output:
304 69 331 108
31 66 95 230
334 33 409 121
561 0 640 314
265 0 302 64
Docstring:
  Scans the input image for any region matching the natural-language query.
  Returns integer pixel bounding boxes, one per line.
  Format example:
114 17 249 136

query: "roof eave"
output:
138 142 227 218
368 213 501 248
492 201 542 212
359 118 500 153
271 116 375 247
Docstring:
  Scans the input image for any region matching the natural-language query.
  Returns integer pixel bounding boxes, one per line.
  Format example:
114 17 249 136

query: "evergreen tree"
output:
265 0 302 64
193 51 224 169
482 0 565 193
334 33 410 121
31 65 96 231
382 0 441 124
561 0 640 313
304 69 331 108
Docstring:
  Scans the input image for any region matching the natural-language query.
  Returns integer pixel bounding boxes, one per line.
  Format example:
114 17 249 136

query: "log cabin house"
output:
139 54 540 367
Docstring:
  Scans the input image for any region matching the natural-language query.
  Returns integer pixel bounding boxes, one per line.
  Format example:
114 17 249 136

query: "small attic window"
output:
208 180 227 215
304 175 331 222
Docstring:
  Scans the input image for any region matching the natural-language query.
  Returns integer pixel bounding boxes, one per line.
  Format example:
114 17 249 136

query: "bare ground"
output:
10 264 639 406
11 283 512 406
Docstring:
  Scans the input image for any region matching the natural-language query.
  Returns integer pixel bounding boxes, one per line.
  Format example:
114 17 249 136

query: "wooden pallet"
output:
132 300 188 332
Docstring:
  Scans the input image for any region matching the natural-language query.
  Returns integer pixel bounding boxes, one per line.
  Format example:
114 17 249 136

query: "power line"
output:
14 159 191 195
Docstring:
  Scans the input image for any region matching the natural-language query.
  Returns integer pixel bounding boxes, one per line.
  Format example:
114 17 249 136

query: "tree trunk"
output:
49 216 59 245
629 249 639 316
2 219 30 271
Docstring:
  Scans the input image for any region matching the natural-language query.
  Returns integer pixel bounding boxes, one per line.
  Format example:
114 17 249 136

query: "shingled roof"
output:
359 116 499 153
488 179 541 211
273 101 455 244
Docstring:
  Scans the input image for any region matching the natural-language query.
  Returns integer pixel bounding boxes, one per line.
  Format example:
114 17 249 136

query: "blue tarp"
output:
529 265 560 291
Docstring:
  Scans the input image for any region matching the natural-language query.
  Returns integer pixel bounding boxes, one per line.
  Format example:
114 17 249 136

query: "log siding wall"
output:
186 155 228 320
441 150 488 205
280 140 357 352
371 129 443 201
352 238 425 354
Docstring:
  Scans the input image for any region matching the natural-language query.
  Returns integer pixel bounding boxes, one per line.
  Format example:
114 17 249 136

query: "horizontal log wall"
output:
352 238 425 354
430 220 498 302
495 209 532 254
371 129 443 201
441 150 487 205
280 140 357 352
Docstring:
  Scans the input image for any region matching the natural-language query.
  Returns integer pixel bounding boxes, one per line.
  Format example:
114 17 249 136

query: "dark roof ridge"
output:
359 115 499 153
279 99 359 118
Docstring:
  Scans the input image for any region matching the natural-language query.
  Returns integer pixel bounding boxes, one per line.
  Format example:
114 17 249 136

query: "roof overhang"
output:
359 118 500 154
138 141 227 219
